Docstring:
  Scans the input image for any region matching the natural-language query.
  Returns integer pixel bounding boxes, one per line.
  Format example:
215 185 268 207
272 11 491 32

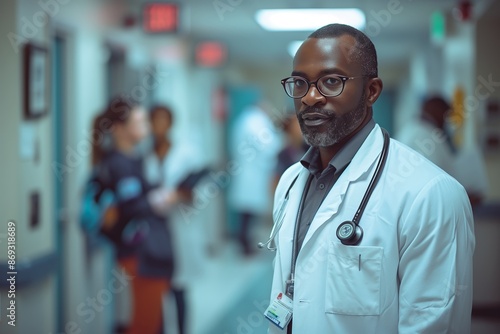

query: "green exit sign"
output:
431 11 446 43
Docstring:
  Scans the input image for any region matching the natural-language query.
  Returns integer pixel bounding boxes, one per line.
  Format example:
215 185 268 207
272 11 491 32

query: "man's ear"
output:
366 77 383 107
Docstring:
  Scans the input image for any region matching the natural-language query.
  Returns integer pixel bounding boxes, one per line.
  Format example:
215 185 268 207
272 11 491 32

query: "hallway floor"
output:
163 240 274 334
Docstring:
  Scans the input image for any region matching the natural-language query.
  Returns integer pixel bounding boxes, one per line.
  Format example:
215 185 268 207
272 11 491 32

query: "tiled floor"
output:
162 240 273 334
190 243 273 334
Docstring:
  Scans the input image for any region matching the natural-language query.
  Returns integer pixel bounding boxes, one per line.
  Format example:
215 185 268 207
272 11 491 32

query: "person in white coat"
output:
397 96 456 178
397 96 489 207
268 24 475 333
228 102 280 255
144 105 206 334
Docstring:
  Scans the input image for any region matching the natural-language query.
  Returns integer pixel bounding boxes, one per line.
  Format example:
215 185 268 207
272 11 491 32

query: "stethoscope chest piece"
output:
336 220 363 246
259 128 389 250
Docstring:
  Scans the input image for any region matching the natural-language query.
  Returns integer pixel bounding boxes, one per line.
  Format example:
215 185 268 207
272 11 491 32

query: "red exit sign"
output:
143 3 179 33
196 42 227 67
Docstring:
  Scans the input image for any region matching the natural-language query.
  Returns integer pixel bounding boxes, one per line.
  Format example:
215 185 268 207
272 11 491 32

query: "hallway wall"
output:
476 14 500 201
0 0 57 332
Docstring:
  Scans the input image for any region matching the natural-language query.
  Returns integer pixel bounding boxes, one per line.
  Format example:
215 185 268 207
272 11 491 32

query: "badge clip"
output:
264 292 293 330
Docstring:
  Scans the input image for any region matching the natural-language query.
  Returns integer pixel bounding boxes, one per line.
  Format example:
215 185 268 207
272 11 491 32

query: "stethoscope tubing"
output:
258 174 299 251
258 128 390 251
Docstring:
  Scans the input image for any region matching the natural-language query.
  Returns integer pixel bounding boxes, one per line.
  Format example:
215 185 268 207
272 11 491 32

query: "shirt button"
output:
319 183 325 190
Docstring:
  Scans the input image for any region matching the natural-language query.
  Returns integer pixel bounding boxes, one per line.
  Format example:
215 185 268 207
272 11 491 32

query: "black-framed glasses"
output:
281 74 365 99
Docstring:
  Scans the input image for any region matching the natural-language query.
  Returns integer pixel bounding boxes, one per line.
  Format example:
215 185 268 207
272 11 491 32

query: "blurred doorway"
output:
373 89 395 135
52 31 68 332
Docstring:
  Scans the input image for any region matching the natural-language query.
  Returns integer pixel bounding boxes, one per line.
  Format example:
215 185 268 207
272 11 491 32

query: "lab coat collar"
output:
299 119 375 177
300 124 385 248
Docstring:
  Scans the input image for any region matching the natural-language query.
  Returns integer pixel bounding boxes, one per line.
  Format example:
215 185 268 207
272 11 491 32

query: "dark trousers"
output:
171 288 186 334
238 211 255 255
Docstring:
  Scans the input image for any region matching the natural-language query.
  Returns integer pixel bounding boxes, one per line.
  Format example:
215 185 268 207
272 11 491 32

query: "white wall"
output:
62 26 111 334
0 0 121 332
0 0 57 332
0 1 22 240
393 51 426 133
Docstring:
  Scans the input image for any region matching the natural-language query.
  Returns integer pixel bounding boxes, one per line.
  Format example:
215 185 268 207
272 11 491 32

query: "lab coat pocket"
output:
325 243 383 316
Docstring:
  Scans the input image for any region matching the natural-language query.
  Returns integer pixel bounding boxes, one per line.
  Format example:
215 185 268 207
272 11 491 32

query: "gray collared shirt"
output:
294 119 375 257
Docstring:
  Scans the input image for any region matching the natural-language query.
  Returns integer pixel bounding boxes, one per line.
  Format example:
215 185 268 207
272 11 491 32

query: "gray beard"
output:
298 95 366 147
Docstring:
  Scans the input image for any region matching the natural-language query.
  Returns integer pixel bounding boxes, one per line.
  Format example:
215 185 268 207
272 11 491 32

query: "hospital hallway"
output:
2 0 500 333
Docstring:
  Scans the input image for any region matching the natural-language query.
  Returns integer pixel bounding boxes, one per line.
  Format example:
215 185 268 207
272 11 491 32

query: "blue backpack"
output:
79 168 115 235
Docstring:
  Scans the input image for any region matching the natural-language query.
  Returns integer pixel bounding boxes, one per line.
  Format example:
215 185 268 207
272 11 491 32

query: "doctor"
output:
268 24 475 333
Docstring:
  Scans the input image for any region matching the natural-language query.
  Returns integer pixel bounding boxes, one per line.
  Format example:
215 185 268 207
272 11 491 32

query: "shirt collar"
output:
300 119 376 177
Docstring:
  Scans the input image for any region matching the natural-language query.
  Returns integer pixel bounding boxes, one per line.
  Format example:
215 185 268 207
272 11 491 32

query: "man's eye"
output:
294 79 306 87
323 77 341 86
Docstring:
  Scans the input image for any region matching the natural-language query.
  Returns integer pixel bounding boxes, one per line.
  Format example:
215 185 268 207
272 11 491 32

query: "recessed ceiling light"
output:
255 8 365 31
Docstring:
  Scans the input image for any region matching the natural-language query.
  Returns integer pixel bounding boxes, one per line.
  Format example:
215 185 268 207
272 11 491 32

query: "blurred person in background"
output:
273 112 308 190
144 104 206 334
397 96 456 174
228 101 280 256
89 97 177 334
397 96 488 206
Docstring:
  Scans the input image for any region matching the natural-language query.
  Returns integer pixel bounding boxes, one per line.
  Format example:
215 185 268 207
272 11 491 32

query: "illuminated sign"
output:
143 3 179 33
196 42 227 67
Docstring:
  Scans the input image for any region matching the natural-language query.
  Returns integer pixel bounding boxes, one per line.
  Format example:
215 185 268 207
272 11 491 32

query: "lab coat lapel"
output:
277 167 311 274
301 125 384 248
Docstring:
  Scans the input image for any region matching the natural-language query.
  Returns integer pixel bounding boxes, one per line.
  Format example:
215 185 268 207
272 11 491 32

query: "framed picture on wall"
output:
24 43 49 119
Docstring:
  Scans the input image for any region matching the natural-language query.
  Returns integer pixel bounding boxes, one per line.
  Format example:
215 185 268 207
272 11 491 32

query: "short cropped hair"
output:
308 24 378 78
150 104 174 125
423 96 450 114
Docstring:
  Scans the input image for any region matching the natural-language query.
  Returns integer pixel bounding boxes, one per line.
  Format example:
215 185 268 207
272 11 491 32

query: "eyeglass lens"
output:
284 75 345 98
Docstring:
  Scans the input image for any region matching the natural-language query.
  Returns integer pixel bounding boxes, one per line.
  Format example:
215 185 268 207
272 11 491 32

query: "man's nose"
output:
301 84 326 106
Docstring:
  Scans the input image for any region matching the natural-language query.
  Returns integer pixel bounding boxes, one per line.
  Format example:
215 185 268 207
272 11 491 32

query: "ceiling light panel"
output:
255 8 366 31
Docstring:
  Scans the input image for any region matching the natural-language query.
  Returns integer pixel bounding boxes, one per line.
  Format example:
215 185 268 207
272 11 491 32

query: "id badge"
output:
264 292 293 330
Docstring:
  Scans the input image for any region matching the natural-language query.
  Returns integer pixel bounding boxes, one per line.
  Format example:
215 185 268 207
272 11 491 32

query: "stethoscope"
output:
258 128 390 250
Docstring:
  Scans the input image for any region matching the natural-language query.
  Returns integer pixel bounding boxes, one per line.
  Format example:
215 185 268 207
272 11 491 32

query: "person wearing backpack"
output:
86 97 181 334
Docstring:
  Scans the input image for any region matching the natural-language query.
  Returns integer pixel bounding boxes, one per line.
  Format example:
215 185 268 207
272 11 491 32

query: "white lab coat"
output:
396 119 455 176
228 105 280 214
269 124 475 334
144 142 206 287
